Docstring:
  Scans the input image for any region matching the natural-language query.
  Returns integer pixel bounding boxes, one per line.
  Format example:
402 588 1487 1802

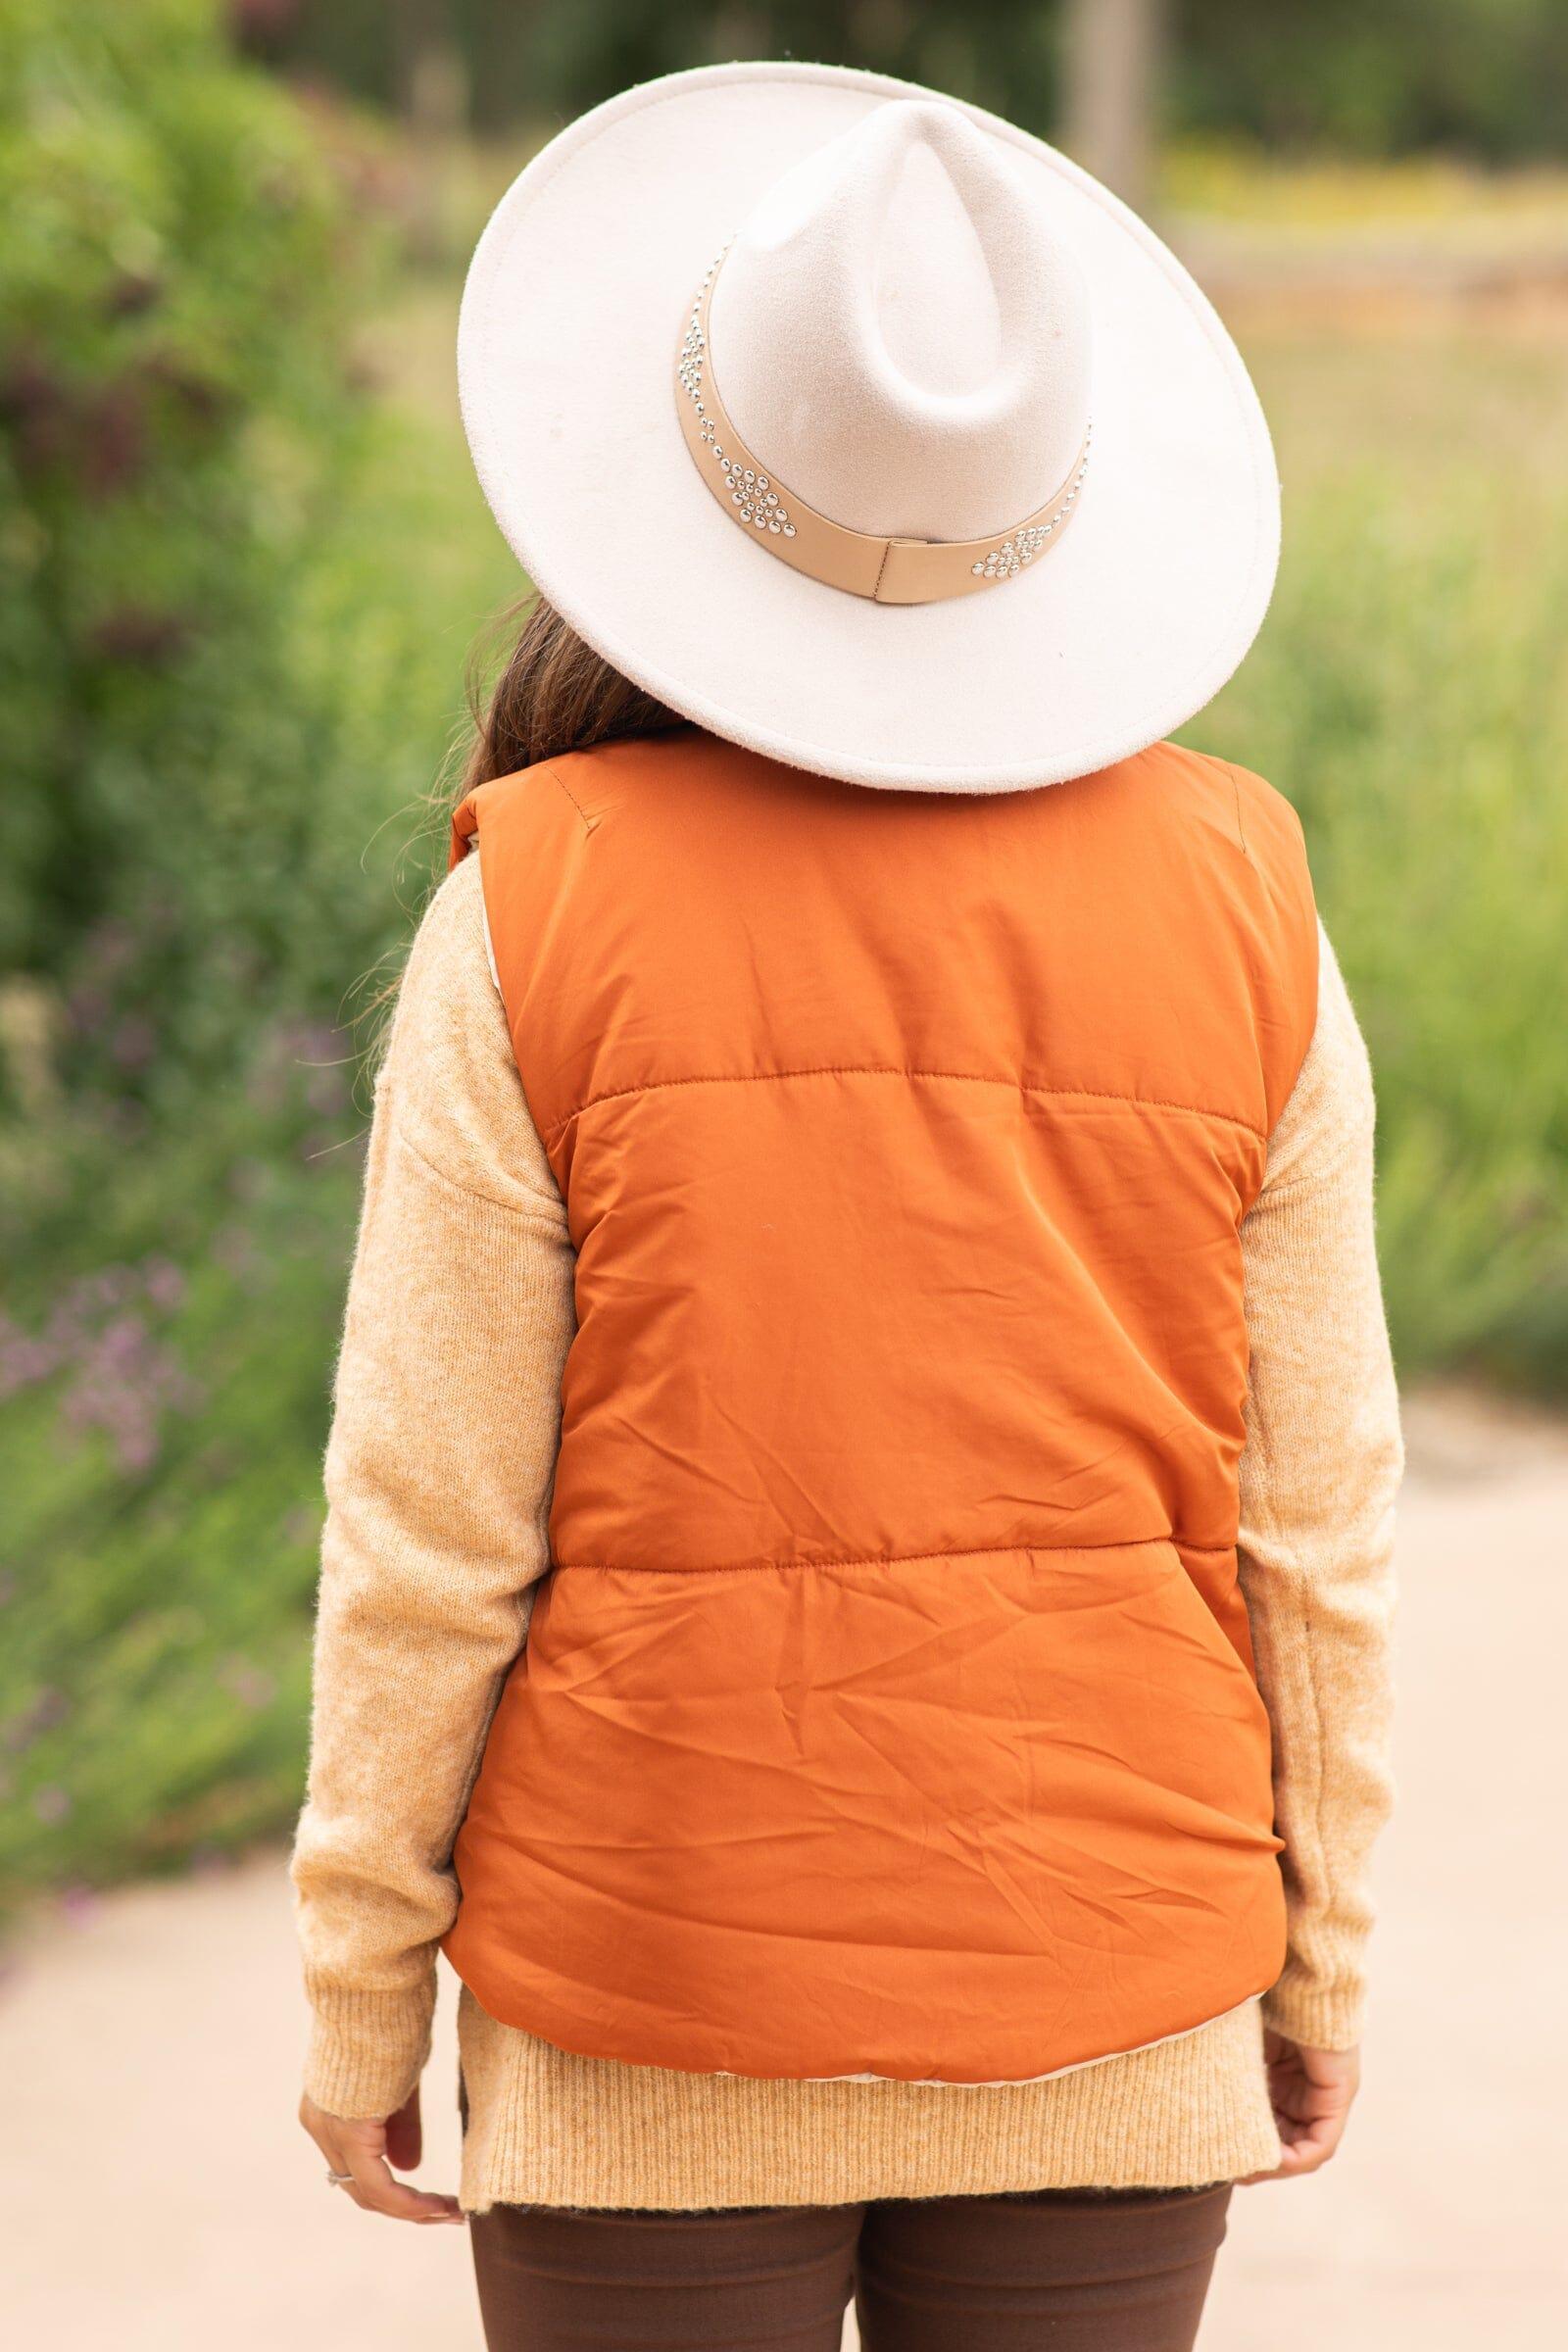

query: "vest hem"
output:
710 1993 1264 2088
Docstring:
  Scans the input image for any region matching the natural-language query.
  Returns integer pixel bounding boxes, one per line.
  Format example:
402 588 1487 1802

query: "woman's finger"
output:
1236 2126 1339 2186
338 2129 465 2224
383 2086 423 2174
1273 2102 1347 2176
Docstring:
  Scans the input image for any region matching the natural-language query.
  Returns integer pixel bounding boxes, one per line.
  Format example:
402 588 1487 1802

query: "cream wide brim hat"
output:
458 62 1279 795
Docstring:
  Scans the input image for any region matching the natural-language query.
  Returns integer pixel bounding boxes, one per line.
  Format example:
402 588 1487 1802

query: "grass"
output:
1166 141 1568 241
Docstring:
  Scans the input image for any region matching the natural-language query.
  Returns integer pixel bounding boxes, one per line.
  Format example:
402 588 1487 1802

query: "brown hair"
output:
452 593 683 802
360 597 681 1068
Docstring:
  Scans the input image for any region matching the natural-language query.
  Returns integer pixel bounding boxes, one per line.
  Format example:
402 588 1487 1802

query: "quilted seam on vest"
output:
442 730 1318 2084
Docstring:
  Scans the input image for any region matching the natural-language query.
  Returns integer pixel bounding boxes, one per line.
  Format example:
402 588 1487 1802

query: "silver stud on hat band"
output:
679 259 801 540
972 427 1092 579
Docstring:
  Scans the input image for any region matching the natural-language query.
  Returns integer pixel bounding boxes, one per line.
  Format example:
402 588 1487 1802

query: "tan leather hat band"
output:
675 252 1090 605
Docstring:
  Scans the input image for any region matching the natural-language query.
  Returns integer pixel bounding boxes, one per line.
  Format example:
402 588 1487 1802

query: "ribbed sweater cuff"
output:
1259 1975 1364 2051
303 1977 437 2119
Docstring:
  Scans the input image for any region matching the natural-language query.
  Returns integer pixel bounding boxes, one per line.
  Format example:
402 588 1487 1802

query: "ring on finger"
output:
325 2169 354 2186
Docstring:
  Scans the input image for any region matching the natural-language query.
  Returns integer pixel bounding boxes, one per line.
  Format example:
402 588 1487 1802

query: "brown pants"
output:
470 2181 1233 2351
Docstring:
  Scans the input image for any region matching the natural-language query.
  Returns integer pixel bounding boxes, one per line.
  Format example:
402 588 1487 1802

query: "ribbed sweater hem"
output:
454 1987 1283 2213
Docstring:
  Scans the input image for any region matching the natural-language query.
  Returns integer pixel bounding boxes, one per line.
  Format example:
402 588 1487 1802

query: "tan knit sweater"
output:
292 844 1401 2212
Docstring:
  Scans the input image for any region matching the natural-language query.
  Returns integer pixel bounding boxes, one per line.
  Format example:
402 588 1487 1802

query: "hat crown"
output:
709 100 1092 544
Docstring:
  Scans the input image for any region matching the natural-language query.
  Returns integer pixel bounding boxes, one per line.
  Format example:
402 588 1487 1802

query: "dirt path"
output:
5 1396 1566 2350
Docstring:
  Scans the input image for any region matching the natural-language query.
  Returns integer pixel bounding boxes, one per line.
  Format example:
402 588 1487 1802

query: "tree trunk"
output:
1060 0 1167 217
391 0 468 137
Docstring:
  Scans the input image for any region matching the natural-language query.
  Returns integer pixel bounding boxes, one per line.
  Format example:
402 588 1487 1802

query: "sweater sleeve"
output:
1237 923 1403 2050
290 852 575 2119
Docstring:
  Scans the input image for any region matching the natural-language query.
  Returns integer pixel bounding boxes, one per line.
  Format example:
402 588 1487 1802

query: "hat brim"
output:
458 62 1279 794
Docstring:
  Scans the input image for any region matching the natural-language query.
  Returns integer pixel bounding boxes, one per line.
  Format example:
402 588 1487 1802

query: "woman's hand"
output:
299 2086 465 2224
1240 2034 1361 2184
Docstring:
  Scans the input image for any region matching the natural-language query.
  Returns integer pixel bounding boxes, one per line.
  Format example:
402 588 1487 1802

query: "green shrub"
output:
0 0 414 1106
1192 347 1568 1388
0 2 505 1909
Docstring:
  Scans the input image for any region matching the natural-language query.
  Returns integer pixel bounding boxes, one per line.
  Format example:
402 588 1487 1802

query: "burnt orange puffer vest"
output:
443 727 1318 2085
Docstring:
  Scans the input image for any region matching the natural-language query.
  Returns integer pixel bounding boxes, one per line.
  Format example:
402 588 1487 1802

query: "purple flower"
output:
4 1689 69 1753
220 1655 277 1712
306 1063 347 1115
12 1252 196 1470
213 1224 262 1284
111 1013 157 1071
142 1257 186 1312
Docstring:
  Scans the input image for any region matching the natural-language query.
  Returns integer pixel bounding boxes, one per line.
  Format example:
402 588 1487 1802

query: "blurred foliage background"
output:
2 0 1565 1914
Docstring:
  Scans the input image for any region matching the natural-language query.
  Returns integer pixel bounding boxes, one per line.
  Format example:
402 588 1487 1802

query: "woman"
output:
292 63 1401 2352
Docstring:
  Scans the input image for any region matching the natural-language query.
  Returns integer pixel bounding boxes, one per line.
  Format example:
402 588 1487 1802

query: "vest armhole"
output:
1259 815 1321 1136
473 842 503 997
1205 755 1320 1134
